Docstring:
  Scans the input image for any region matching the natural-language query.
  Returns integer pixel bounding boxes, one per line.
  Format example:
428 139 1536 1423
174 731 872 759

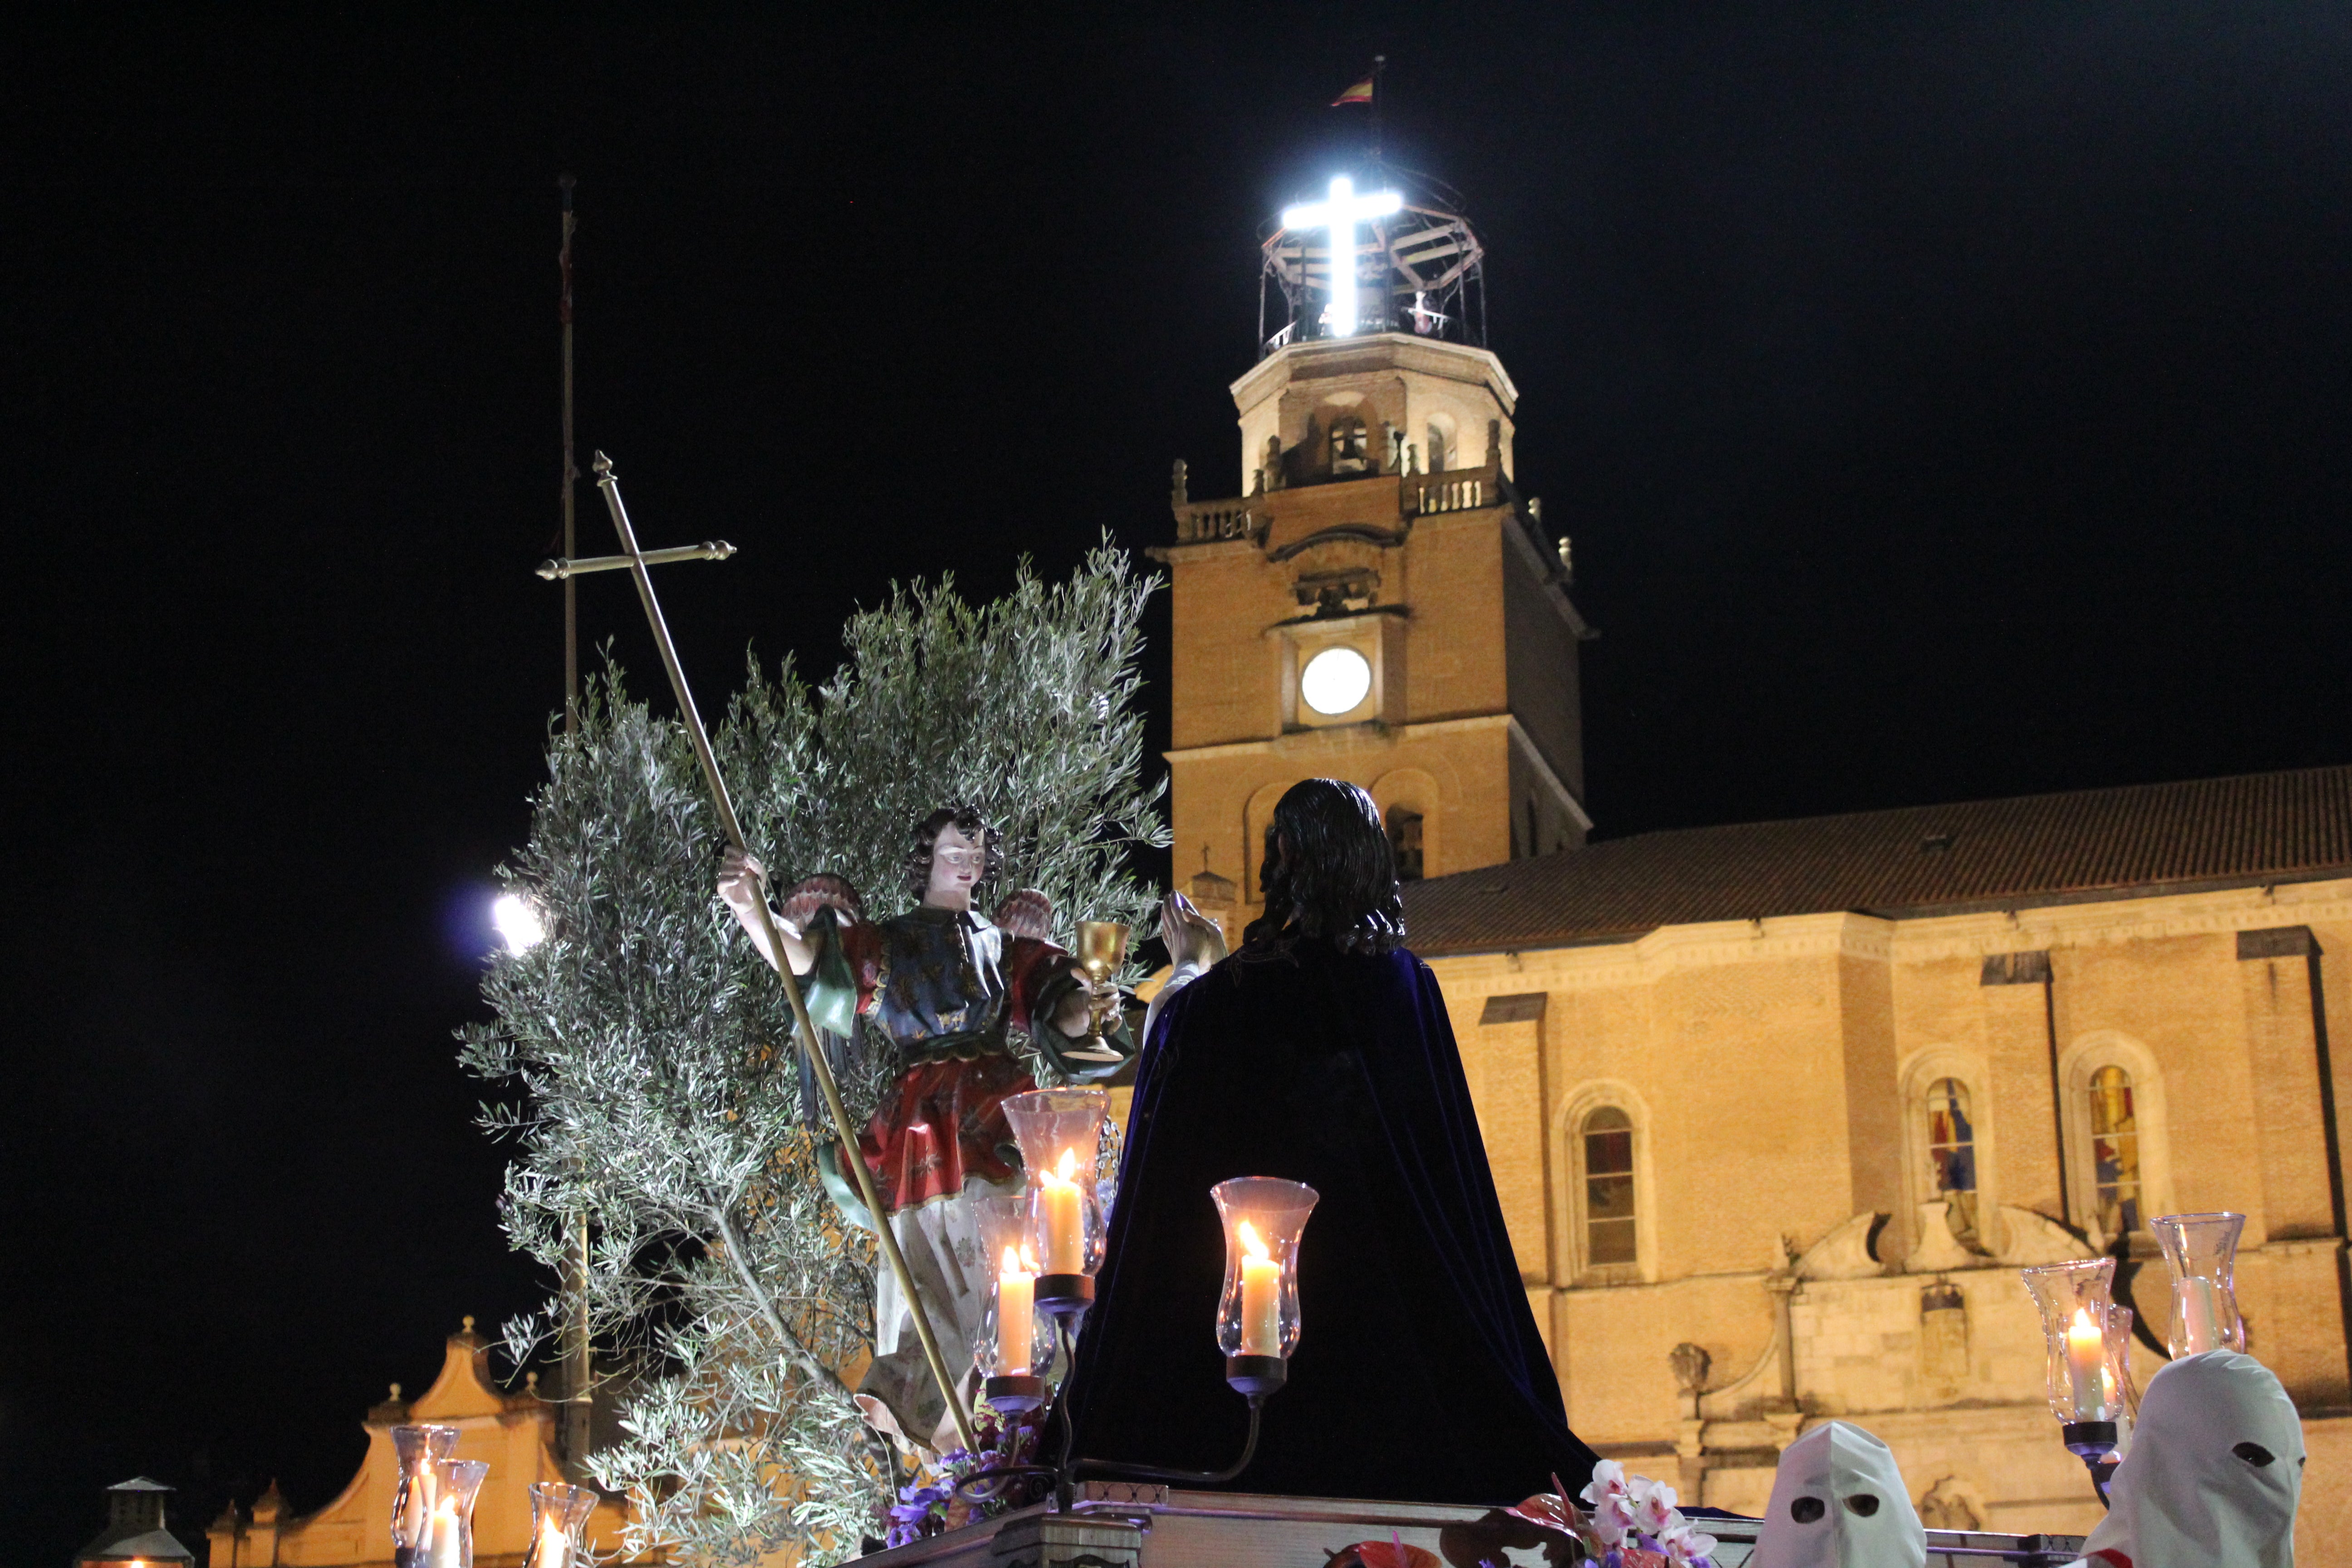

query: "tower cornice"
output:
1230 332 1520 416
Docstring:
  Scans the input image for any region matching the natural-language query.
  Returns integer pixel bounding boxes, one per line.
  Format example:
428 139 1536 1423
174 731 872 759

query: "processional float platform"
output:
857 1486 2090 1568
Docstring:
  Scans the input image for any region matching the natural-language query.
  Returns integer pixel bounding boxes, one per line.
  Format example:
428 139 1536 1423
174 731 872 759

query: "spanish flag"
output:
1332 73 1375 107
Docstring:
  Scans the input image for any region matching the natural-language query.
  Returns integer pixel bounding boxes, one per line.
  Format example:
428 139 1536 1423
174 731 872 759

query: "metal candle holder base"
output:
1036 1274 1095 1316
985 1373 1049 1414
2062 1420 2118 1458
954 1318 1287 1516
2063 1421 2121 1508
1225 1354 1286 1398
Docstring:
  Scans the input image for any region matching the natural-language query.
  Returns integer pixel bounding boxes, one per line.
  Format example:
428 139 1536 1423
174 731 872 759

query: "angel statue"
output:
717 804 1132 1450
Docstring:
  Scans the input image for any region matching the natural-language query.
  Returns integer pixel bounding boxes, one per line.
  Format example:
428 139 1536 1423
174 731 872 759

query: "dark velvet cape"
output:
1061 937 1599 1504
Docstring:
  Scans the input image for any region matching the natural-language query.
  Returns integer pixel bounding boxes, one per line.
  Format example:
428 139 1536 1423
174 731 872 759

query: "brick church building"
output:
1152 178 2352 1555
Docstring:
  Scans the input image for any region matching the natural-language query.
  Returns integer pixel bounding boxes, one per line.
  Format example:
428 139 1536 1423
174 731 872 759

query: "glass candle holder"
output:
1004 1088 1109 1306
391 1424 460 1567
2021 1259 2126 1454
1213 1177 1319 1373
523 1480 596 1568
421 1459 489 1568
975 1192 1044 1378
2103 1302 2140 1457
2151 1211 2247 1357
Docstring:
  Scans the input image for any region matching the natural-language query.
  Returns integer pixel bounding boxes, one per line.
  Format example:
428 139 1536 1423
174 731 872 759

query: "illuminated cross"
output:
1283 175 1403 338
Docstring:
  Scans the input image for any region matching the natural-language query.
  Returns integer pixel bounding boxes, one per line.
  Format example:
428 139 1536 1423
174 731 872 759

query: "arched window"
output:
1386 807 1425 881
1426 422 1450 474
1328 416 1370 475
1924 1078 1979 1245
1582 1107 1637 1266
2089 1065 2142 1240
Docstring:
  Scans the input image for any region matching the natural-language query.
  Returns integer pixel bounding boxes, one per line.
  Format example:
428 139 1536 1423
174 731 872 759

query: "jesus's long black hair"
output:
1240 777 1406 955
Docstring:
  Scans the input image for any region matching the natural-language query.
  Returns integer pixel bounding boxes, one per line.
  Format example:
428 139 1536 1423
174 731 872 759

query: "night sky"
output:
10 6 2352 1560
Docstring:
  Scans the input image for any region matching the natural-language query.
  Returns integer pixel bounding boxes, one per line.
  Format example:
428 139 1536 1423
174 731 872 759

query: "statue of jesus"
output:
1061 778 1598 1501
719 805 1128 1450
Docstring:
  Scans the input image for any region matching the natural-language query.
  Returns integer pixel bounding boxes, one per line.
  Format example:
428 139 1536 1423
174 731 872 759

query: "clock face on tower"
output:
1299 646 1373 715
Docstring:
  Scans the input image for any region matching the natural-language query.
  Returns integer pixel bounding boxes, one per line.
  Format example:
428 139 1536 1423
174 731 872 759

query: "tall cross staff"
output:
580 450 979 1453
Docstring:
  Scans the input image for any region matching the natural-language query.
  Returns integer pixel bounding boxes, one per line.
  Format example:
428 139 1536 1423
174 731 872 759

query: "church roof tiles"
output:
1402 764 2352 955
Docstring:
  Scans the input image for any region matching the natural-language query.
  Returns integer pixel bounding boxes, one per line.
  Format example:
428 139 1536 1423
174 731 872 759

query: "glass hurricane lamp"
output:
2021 1255 2133 1507
974 1190 1049 1412
522 1481 596 1568
2150 1211 2247 1357
1213 1176 1319 1396
417 1458 489 1568
1003 1087 1109 1313
391 1425 460 1568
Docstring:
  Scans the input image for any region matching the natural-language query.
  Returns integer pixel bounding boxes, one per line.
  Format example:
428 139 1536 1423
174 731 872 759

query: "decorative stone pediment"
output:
1794 1212 1887 1280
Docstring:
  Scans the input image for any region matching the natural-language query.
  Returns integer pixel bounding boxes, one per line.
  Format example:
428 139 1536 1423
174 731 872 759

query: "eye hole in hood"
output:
1843 1493 1881 1516
2234 1441 2278 1467
1790 1496 1825 1523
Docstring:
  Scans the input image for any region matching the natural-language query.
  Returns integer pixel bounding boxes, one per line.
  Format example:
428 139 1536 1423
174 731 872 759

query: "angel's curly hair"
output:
905 804 1004 900
1241 778 1406 955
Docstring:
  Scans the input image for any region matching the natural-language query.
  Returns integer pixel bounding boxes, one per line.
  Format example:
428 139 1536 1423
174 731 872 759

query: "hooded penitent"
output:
2077 1349 2303 1568
1753 1421 1926 1568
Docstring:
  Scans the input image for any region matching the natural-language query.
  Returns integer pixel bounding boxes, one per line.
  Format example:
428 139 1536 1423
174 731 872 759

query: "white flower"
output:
1629 1479 1680 1538
1587 1490 1636 1547
1580 1458 1628 1507
1657 1522 1719 1568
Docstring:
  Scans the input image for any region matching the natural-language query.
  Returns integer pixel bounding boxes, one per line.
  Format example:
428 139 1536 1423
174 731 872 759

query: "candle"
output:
2180 1276 2220 1353
1041 1148 1084 1274
427 1495 464 1568
400 1461 437 1548
997 1245 1035 1374
1238 1220 1281 1357
530 1509 571 1568
2065 1307 2106 1418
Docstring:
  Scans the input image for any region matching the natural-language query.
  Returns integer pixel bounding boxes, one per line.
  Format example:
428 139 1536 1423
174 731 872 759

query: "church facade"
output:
1157 206 2352 1558
205 1319 627 1568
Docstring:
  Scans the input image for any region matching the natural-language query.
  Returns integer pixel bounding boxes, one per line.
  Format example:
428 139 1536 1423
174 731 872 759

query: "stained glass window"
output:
2089 1065 2142 1240
1583 1106 1637 1266
1387 808 1425 882
1925 1077 1979 1245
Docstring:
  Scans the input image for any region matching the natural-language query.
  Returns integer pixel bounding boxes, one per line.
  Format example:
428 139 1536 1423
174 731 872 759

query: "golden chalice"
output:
1068 920 1130 1062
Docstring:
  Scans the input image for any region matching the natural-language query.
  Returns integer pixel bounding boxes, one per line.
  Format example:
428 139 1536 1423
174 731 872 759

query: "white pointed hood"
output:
2080 1350 2302 1568
1753 1421 1926 1568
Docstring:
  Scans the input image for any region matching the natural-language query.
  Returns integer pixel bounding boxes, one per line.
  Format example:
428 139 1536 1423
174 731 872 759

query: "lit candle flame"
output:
1056 1147 1079 1180
1238 1218 1270 1261
1001 1245 1025 1279
2064 1305 2107 1419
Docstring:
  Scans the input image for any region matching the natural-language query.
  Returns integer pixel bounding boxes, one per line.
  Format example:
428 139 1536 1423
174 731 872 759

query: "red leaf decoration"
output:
1505 1487 1587 1540
1326 1541 1441 1568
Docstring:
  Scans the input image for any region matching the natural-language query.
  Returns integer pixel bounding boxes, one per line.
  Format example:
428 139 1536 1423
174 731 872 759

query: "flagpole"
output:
559 175 579 735
1370 54 1386 181
555 171 596 1482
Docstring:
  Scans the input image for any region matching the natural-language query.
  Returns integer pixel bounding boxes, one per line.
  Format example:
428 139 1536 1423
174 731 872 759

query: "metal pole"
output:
538 541 736 579
591 452 977 1454
556 172 593 1478
560 176 580 734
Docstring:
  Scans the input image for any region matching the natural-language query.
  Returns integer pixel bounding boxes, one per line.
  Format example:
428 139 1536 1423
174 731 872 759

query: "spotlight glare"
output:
492 892 546 954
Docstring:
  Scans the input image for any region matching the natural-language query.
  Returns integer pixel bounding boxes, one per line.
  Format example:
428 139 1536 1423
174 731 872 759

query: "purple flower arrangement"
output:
880 1411 1046 1549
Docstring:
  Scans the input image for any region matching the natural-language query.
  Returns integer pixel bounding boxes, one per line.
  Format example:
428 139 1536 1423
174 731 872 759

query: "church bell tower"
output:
1155 175 1592 939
